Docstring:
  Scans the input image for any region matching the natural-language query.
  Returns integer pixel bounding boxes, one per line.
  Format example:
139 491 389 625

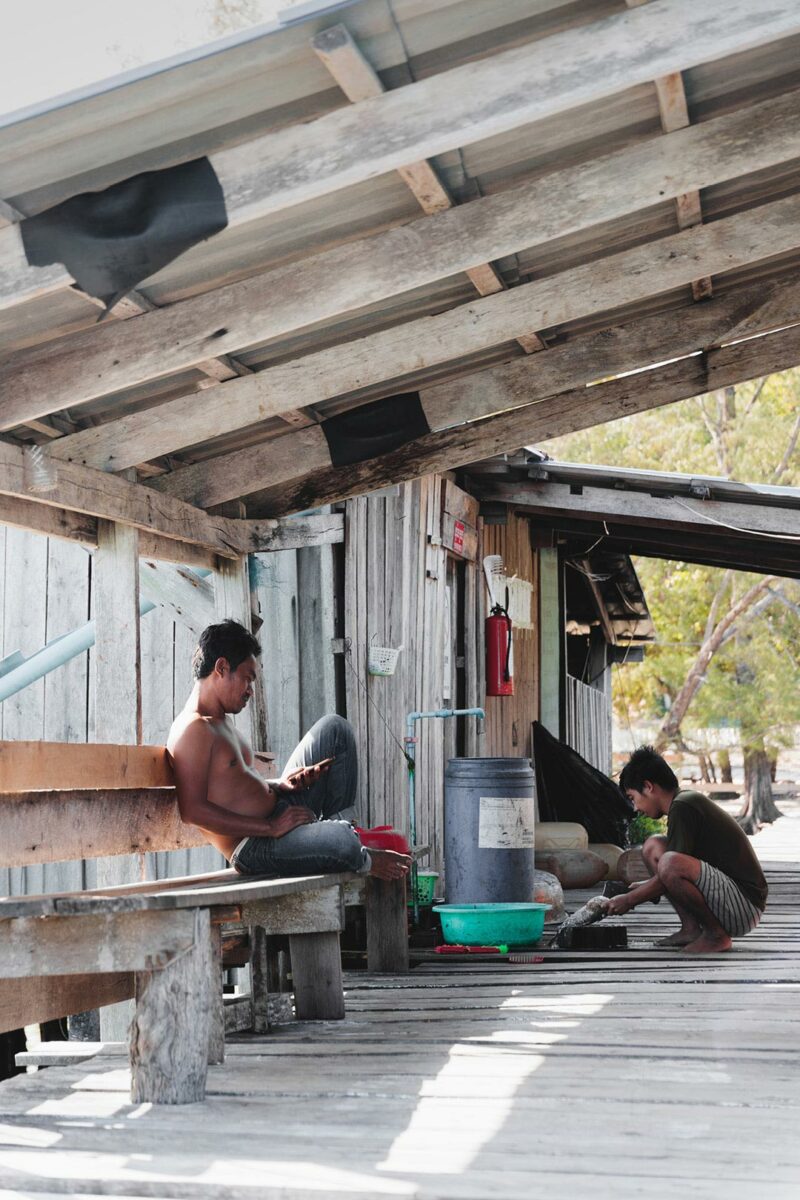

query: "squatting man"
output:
167 620 411 882
607 746 767 953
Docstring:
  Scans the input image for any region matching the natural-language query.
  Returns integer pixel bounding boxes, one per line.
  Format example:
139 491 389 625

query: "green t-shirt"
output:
666 790 768 910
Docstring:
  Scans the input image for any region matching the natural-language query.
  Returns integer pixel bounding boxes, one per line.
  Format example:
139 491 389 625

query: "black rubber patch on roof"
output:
21 157 227 312
322 393 429 468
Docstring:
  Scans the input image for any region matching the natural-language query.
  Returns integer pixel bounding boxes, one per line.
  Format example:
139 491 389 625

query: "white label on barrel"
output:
478 796 536 849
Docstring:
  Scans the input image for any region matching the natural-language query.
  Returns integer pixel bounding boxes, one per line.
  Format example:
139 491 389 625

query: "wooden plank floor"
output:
0 807 799 1199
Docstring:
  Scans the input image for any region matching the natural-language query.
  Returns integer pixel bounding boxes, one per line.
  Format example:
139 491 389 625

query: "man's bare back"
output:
168 638 410 882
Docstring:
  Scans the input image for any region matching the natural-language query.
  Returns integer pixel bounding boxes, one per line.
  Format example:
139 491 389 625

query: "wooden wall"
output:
343 477 486 875
0 526 223 900
481 512 540 759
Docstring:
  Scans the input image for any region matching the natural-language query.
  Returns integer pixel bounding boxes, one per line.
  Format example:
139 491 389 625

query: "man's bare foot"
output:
369 848 412 881
654 928 702 949
682 931 732 955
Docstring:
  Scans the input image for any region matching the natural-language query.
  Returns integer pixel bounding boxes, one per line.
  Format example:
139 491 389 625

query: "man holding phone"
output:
167 620 410 882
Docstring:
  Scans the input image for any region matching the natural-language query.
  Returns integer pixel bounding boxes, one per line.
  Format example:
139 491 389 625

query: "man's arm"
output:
606 874 665 916
170 722 312 838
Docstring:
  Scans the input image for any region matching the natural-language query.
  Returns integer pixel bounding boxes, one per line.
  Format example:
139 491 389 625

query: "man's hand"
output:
605 892 637 917
264 805 317 838
277 758 334 794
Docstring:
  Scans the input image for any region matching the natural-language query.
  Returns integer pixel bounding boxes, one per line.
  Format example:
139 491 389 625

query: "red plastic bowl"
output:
355 825 411 854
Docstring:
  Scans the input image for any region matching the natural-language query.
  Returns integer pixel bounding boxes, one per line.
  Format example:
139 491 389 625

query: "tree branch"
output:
655 575 778 751
771 408 800 484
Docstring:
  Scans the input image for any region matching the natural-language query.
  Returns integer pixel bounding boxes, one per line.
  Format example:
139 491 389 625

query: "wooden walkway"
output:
1 810 799 1198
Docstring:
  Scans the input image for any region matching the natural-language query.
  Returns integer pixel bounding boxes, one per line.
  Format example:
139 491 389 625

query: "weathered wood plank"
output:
2 0 798 318
131 908 212 1103
0 740 173 791
0 494 97 544
0 787 204 869
0 972 133 1035
365 877 409 973
11 88 800 435
139 558 216 635
240 885 345 936
242 513 345 553
289 931 346 1021
0 442 243 555
149 199 800 508
0 908 197 978
240 320 800 515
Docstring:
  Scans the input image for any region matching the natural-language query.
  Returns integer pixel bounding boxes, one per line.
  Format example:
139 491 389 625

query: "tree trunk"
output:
655 577 777 752
738 743 783 835
718 749 732 783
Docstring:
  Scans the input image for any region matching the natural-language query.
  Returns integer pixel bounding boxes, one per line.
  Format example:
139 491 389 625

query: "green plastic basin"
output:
433 902 551 947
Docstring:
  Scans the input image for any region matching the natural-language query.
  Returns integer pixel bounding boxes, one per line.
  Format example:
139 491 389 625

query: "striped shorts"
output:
696 861 762 937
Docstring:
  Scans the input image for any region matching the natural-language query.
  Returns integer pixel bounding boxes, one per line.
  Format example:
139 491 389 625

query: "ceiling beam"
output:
3 0 797 311
5 88 800 431
148 239 800 510
0 442 242 556
312 23 545 354
242 320 800 516
477 481 800 541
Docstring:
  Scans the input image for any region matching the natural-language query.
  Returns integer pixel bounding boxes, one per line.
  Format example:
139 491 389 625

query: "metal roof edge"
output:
0 0 361 131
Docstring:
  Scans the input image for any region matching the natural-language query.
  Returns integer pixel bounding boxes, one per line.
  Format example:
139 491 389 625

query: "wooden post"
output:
250 925 271 1034
289 932 345 1021
366 878 409 973
538 547 562 739
93 513 142 1041
207 923 225 1066
130 909 212 1104
251 927 293 1032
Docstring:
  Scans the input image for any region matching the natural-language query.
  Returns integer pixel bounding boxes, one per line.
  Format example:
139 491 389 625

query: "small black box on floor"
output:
568 924 628 950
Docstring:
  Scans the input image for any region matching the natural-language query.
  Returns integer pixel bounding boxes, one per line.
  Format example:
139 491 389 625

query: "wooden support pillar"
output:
207 923 225 1066
366 878 409 973
93 515 142 1040
538 548 562 740
251 927 293 1032
289 932 345 1021
130 909 213 1104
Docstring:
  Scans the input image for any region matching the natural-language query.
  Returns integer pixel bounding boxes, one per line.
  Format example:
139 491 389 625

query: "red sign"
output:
452 520 465 555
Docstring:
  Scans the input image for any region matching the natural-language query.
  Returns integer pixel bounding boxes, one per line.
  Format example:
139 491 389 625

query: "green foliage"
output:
627 814 667 846
546 373 800 759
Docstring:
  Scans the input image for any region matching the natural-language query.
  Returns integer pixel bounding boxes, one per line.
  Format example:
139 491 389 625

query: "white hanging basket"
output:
368 644 403 676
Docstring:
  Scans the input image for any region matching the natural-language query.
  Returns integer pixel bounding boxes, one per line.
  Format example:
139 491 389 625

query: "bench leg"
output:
289 931 345 1020
207 924 225 1066
366 877 409 973
251 927 293 1032
130 909 212 1104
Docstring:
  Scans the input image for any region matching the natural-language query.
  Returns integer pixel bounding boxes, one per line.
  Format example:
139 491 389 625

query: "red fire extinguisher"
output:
486 590 513 696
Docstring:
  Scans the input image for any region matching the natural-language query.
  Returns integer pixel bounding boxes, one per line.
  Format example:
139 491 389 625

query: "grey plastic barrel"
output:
444 757 536 903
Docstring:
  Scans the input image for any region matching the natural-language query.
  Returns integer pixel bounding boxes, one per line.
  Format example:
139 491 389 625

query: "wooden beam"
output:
0 441 243 556
139 559 216 635
0 973 134 1036
0 740 173 792
241 512 345 553
474 481 800 542
10 88 800 432
148 202 800 508
2 0 796 311
0 787 204 869
244 322 800 515
0 909 197 978
312 23 545 353
0 494 97 543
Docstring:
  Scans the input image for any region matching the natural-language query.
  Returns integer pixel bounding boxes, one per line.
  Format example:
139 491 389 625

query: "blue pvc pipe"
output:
0 567 212 704
405 707 485 921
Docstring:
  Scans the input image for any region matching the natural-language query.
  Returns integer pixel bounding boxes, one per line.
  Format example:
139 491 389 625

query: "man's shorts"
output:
696 861 762 937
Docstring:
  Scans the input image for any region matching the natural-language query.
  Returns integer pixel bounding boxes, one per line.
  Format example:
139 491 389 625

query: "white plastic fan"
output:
483 555 507 608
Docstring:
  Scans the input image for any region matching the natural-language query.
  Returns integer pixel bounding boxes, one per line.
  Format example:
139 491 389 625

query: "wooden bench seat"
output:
0 740 408 1104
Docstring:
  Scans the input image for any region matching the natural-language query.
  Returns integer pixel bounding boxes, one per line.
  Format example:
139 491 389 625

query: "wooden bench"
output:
0 740 408 1104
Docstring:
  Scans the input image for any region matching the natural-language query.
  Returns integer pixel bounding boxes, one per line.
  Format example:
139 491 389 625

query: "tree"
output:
546 370 800 830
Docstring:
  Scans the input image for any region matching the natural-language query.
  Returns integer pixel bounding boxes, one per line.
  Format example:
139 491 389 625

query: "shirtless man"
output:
606 745 767 953
167 619 410 882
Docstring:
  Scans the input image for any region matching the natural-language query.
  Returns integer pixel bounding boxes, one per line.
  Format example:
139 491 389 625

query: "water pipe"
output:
405 707 485 922
0 567 212 704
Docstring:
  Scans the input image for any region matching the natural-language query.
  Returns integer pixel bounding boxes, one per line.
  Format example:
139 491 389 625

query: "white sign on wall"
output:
478 796 536 849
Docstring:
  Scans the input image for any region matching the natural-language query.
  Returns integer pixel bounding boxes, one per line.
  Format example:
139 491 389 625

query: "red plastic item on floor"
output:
434 944 503 955
355 825 411 854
